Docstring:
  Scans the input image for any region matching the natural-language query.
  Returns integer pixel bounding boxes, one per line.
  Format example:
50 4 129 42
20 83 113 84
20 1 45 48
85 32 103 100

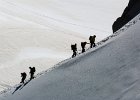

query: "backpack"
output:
32 67 36 73
81 42 86 48
71 44 77 51
21 72 27 77
71 45 74 50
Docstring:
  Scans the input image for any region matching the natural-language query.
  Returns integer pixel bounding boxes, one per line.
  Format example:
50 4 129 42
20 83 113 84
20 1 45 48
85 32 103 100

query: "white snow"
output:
0 12 140 100
0 0 129 91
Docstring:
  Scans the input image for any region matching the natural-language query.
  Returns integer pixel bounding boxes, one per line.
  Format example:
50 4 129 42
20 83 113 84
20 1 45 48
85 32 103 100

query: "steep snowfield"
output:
0 0 128 91
0 0 128 36
1 14 140 100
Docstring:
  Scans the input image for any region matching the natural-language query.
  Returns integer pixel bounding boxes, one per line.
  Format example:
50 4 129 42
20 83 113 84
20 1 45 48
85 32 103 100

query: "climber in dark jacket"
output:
89 35 96 48
29 67 36 80
71 43 77 58
81 42 87 53
20 72 27 83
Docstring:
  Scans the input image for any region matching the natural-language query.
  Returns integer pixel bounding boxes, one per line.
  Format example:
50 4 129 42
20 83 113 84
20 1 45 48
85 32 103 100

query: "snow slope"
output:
0 0 128 37
0 0 128 91
1 13 140 100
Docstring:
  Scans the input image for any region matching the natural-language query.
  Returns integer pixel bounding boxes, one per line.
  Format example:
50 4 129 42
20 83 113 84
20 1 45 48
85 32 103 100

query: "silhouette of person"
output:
71 44 77 58
29 67 36 80
81 42 87 53
20 72 27 83
89 35 96 48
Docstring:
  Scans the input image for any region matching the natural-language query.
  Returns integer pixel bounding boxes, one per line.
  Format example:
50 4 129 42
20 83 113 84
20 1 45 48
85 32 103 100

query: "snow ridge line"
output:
96 14 140 47
0 13 140 96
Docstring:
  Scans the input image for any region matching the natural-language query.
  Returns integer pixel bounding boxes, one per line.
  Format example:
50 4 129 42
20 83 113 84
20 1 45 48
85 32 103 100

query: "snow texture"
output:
1 12 140 100
0 0 129 91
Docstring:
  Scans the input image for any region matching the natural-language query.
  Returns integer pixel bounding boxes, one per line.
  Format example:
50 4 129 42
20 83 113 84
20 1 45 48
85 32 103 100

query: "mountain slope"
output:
113 0 140 32
1 14 140 100
0 0 128 91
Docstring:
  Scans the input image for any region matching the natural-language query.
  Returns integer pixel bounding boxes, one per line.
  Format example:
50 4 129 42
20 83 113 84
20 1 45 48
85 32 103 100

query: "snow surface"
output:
0 0 128 91
1 13 140 100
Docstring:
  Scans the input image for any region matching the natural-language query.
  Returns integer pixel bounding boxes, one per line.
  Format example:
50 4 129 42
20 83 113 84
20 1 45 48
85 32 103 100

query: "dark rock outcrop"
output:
112 0 140 32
